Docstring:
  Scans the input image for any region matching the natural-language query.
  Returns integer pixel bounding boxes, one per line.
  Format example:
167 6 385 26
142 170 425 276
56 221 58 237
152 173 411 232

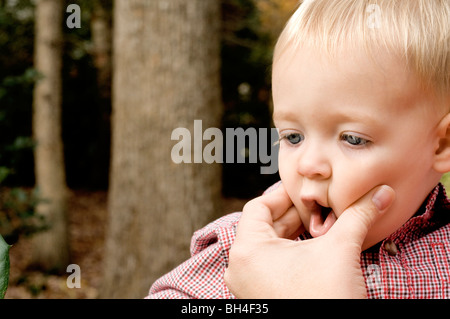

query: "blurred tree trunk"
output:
101 0 223 298
31 0 69 271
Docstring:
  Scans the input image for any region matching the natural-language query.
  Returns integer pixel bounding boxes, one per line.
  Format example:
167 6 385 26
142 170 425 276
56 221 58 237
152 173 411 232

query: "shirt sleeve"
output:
145 212 241 299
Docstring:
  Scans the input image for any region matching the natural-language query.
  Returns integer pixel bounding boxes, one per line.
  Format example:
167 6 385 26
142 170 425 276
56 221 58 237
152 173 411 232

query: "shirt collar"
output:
386 183 450 245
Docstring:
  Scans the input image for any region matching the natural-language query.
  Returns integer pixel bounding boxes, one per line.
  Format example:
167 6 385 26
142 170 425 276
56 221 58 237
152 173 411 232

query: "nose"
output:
296 140 332 180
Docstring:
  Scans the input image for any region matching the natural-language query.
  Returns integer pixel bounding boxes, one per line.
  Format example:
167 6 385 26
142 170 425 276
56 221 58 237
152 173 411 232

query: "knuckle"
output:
242 197 262 212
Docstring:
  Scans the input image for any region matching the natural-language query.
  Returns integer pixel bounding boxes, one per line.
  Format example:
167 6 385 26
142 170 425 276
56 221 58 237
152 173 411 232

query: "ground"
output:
4 190 248 299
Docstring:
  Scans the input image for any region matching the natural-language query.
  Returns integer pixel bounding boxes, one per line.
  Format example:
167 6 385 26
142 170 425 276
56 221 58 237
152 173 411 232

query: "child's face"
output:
273 45 445 250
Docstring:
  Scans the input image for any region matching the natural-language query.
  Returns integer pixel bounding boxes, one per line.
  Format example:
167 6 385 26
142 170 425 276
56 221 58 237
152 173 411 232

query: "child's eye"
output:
341 134 369 146
280 133 304 145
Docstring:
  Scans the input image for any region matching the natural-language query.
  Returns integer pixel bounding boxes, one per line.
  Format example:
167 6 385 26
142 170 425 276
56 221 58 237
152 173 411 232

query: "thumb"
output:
330 185 396 248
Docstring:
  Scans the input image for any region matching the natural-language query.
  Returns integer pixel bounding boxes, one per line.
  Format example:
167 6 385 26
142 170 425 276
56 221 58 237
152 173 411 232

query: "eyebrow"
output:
272 110 299 124
273 108 383 128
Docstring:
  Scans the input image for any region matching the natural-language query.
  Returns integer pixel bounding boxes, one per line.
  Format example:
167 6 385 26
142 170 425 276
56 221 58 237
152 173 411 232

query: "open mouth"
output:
309 203 337 237
320 205 333 221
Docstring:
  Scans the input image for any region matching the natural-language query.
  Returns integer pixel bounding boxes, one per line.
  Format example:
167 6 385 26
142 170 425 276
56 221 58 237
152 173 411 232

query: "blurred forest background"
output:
0 0 299 298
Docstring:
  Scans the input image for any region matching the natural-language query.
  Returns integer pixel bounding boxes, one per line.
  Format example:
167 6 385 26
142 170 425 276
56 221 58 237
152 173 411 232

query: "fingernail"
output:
372 186 394 212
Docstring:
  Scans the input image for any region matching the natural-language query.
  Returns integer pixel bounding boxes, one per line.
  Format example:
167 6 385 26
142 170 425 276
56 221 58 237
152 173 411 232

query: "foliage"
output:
0 58 46 246
0 0 35 187
0 233 10 299
0 186 48 243
0 0 35 78
0 0 110 190
440 173 450 190
256 0 300 39
0 2 40 298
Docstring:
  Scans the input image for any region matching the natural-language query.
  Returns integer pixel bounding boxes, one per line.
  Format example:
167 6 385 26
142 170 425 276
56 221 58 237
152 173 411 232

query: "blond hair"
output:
274 0 450 97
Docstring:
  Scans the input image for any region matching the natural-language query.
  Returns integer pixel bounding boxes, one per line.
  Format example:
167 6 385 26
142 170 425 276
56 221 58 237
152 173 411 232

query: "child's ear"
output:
433 112 450 173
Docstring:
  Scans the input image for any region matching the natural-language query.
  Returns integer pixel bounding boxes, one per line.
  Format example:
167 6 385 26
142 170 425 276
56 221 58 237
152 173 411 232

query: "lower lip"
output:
309 210 337 237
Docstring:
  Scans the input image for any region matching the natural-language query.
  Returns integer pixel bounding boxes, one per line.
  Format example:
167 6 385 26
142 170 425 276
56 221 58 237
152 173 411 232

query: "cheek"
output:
278 149 296 183
329 149 430 222
331 176 371 216
330 159 391 216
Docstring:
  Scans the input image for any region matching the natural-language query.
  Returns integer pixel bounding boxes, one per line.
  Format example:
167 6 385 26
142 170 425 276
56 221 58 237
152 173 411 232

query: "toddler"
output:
147 0 450 299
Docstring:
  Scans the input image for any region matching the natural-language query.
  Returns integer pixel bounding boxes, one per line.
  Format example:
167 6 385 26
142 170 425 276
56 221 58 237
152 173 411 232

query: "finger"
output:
237 183 294 239
259 182 293 221
273 205 304 239
329 185 395 248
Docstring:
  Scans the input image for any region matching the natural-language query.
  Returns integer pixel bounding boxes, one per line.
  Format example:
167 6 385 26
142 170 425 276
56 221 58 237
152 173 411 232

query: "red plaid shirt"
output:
146 183 450 299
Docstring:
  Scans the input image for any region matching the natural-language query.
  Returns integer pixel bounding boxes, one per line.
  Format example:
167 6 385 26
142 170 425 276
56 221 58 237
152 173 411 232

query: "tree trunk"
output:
31 0 69 271
101 0 223 298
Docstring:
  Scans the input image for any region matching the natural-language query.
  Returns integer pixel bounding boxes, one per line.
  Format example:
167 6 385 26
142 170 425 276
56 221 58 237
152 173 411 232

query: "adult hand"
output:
223 183 395 299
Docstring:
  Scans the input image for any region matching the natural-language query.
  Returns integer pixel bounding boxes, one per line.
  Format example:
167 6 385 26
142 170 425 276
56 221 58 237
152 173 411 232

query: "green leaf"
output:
0 166 10 184
0 234 11 299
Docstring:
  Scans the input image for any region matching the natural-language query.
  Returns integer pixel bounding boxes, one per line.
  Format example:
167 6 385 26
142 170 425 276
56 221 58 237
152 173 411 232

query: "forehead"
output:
272 44 437 122
273 44 408 95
